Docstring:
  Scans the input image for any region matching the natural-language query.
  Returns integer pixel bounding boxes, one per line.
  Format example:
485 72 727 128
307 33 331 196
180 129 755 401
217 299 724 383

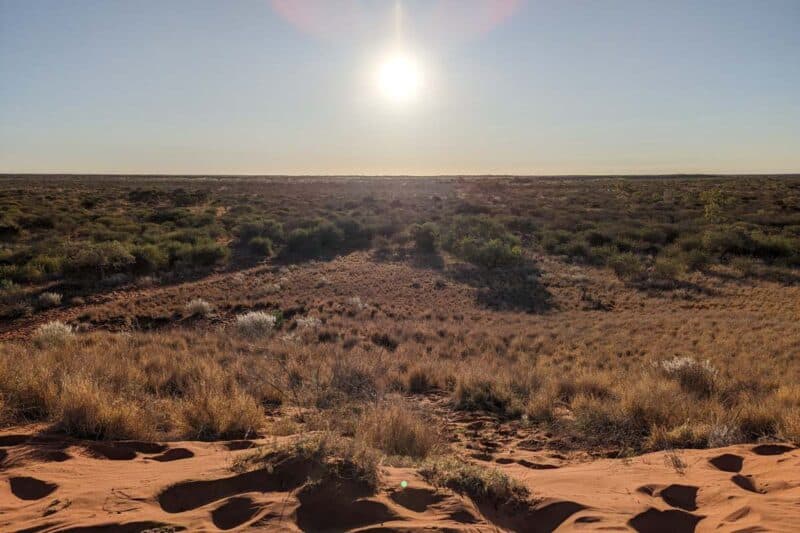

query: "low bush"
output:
63 241 135 281
131 244 169 275
237 218 284 243
172 239 229 269
32 321 74 348
185 298 212 317
454 377 520 418
411 223 439 253
652 257 684 281
37 291 62 308
658 356 718 397
356 402 442 458
442 215 522 269
236 311 277 339
609 252 645 280
406 365 438 394
286 224 337 258
55 376 154 440
180 388 263 440
234 433 381 488
420 456 530 505
247 236 273 256
327 358 379 403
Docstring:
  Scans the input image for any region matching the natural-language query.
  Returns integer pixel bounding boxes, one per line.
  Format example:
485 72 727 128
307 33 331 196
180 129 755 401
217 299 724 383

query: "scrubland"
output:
1 175 799 531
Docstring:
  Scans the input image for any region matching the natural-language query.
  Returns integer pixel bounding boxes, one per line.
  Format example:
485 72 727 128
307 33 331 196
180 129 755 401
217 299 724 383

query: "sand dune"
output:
1 427 797 532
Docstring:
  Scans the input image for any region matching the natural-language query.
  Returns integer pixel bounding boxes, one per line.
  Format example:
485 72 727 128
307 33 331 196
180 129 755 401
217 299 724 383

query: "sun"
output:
376 52 423 103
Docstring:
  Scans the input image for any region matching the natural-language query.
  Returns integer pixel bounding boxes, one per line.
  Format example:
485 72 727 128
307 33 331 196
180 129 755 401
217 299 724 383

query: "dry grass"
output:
236 311 277 339
37 292 62 308
1 304 797 451
0 331 269 440
179 388 263 440
1 176 799 458
32 320 74 348
232 432 381 489
356 402 442 459
55 376 156 440
420 456 530 506
185 298 212 317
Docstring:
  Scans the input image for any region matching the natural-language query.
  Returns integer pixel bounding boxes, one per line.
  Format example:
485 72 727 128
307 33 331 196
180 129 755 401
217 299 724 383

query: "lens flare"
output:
269 0 521 42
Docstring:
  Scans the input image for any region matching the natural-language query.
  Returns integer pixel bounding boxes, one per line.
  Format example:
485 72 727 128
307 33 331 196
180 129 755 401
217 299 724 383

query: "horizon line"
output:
2 172 800 179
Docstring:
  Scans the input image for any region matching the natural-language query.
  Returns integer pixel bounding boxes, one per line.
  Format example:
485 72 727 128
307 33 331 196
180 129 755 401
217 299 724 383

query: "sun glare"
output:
376 52 423 103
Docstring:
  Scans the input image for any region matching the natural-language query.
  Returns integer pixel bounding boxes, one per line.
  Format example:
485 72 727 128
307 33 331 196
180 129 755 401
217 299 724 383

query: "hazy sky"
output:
1 0 798 175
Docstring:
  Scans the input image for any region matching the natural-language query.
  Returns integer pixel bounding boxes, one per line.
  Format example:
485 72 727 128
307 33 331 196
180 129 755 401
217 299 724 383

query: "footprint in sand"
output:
85 443 138 461
34 449 72 462
751 444 794 456
495 500 586 532
708 453 743 473
628 507 704 533
389 486 445 512
637 484 699 512
296 480 399 532
84 441 167 461
118 441 168 454
159 456 316 514
731 474 766 494
10 476 58 500
159 470 280 513
211 496 263 530
150 448 194 462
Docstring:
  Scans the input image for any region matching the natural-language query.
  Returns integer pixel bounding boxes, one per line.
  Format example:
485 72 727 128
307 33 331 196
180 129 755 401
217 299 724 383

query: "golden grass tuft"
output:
356 402 442 459
180 388 264 440
32 320 74 348
55 376 155 440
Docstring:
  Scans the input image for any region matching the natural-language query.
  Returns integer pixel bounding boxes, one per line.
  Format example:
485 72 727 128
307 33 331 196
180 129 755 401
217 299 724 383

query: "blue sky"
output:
1 0 798 174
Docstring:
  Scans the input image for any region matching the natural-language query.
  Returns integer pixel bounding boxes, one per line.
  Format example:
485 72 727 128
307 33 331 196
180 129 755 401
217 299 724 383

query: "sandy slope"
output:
1 427 798 532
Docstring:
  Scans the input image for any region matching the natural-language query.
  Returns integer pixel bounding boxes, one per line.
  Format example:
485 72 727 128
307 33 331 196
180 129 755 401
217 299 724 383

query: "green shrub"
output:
174 240 229 268
461 237 522 268
28 255 62 277
334 217 373 248
411 223 438 253
682 248 711 271
653 256 684 280
248 236 273 256
284 220 356 258
750 232 797 261
63 241 135 281
442 215 522 269
131 244 169 275
238 219 284 243
703 226 754 256
609 252 645 280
